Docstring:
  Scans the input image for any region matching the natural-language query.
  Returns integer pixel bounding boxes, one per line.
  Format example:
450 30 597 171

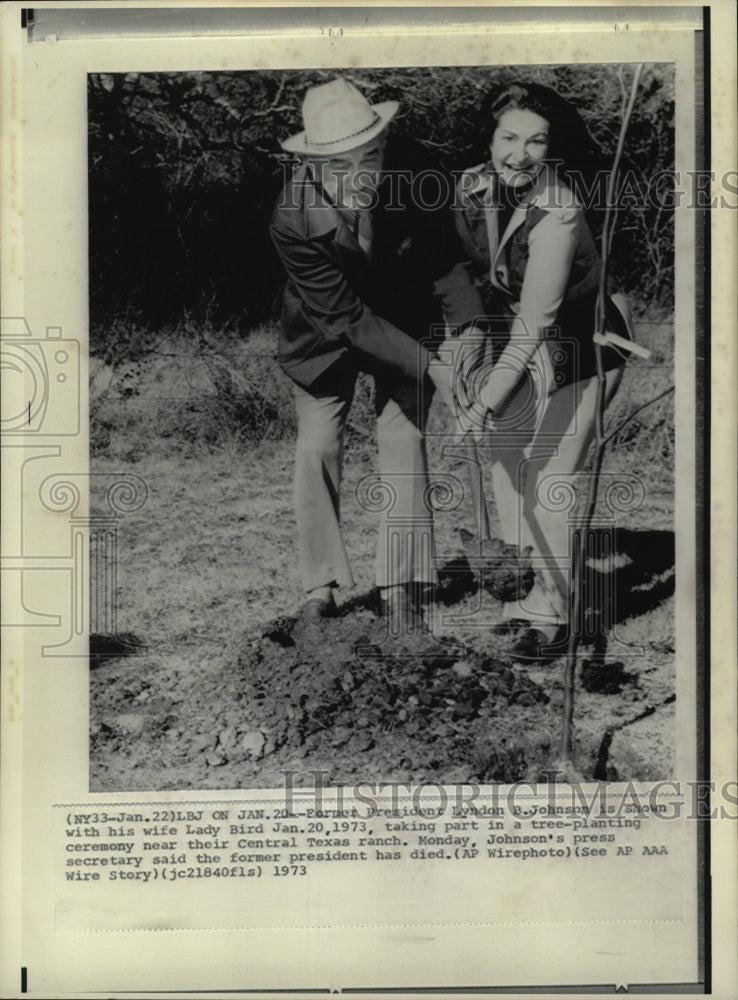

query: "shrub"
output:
89 64 675 343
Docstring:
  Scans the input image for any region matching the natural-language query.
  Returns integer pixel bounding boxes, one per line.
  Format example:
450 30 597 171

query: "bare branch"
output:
602 384 675 446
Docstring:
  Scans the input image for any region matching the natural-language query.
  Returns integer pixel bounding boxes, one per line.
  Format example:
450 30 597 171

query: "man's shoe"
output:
298 591 338 622
510 626 569 664
381 587 428 636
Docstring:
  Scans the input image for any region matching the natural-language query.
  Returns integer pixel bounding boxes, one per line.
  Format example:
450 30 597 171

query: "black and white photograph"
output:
2 4 735 997
88 62 679 791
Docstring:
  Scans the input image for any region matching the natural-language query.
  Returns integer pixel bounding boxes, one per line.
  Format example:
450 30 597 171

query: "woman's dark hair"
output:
477 81 603 198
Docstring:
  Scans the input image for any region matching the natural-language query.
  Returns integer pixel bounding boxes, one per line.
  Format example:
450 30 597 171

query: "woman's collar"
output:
480 163 578 211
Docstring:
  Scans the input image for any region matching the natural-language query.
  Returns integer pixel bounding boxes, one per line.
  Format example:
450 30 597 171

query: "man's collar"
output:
292 163 370 251
293 162 342 239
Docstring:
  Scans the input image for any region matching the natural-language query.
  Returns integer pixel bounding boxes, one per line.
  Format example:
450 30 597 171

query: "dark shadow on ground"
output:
89 632 147 666
435 527 675 635
576 527 675 633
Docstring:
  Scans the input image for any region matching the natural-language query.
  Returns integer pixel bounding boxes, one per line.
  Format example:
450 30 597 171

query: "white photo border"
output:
1 3 736 998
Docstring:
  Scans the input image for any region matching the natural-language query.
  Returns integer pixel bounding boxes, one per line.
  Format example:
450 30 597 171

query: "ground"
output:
89 317 676 792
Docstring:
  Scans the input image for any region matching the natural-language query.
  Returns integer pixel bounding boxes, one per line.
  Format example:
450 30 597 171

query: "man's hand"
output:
431 327 493 437
435 327 488 410
456 394 493 441
428 352 492 441
427 355 455 413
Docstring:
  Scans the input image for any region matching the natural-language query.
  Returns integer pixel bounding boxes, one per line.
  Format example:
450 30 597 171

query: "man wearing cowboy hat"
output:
270 77 458 632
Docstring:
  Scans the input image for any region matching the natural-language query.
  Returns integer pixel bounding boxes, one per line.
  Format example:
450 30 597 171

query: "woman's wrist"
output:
478 366 521 414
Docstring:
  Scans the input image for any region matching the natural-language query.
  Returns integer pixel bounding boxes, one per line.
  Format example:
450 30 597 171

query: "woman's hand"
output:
457 362 526 440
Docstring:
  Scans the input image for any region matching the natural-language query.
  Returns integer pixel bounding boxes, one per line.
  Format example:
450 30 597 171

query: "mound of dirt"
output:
224 610 554 785
580 658 640 695
455 533 535 603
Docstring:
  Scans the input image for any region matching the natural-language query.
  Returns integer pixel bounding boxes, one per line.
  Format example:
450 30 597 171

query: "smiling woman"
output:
436 80 633 663
488 108 550 189
478 81 601 193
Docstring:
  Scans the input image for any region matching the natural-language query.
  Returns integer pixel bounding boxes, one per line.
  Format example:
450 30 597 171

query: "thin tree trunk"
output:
558 64 644 775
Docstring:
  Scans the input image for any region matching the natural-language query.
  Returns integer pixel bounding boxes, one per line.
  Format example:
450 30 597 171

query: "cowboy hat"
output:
281 77 399 156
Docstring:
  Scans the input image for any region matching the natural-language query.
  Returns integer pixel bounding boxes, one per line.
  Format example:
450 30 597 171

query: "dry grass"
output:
91 320 298 460
90 309 674 640
91 312 674 467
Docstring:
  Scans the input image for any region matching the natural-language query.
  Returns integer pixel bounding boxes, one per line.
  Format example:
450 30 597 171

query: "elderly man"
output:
270 77 457 632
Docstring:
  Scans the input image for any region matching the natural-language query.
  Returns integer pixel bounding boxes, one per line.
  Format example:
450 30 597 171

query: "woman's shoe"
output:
510 626 569 664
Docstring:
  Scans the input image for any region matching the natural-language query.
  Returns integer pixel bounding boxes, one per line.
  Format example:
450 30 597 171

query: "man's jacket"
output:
270 141 460 389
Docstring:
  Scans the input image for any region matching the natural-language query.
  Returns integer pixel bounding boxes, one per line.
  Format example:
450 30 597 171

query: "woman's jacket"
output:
435 163 629 389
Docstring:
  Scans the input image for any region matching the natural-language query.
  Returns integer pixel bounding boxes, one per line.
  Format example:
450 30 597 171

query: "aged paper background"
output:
1 1 736 997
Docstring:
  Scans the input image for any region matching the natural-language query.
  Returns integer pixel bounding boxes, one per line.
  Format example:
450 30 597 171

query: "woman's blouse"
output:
436 163 629 388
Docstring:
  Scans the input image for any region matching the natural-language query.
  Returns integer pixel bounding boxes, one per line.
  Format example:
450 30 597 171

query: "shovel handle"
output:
465 442 491 542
